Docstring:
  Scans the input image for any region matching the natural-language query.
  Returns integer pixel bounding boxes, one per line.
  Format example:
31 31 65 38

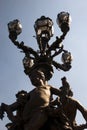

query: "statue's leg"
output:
24 110 47 130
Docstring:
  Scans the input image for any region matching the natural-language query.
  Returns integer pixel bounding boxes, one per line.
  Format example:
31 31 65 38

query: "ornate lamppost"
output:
0 12 74 130
1 12 87 130
7 11 72 79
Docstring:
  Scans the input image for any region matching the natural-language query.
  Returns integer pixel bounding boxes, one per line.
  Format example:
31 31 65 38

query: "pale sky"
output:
0 0 87 130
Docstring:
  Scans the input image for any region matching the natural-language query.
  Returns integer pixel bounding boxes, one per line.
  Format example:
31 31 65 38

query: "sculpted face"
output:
29 69 46 86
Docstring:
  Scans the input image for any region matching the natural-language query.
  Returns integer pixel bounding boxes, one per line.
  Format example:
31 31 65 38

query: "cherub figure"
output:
50 77 87 130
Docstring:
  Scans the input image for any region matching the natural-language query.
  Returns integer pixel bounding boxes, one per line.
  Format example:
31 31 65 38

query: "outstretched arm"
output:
76 100 87 122
50 86 61 96
0 102 19 121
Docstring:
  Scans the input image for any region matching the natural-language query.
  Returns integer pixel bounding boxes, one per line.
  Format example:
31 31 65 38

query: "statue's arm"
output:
8 102 19 111
50 97 61 107
50 86 61 96
75 99 87 121
0 102 19 121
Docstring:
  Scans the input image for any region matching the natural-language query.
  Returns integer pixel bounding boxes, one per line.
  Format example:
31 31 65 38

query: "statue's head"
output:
61 76 66 81
28 63 53 86
16 90 27 98
23 54 54 81
29 63 54 86
29 69 45 86
60 77 73 97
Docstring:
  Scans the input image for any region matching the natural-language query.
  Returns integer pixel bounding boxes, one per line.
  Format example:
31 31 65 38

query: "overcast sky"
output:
0 0 87 130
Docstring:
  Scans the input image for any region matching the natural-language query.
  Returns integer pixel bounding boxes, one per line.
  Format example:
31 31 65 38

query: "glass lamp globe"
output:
56 11 72 33
61 51 73 63
8 19 22 35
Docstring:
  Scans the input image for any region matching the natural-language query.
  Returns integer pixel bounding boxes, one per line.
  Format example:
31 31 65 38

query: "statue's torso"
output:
23 85 51 121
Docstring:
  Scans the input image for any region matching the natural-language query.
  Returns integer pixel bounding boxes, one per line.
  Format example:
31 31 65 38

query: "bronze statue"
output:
0 90 28 130
0 69 71 130
50 77 87 130
0 71 72 130
1 12 87 130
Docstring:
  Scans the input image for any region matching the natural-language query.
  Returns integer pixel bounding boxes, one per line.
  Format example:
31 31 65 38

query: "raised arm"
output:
75 100 87 122
0 102 19 121
50 86 61 96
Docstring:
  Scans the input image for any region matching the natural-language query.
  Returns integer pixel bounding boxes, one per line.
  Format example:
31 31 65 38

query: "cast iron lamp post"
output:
7 11 73 79
0 12 73 130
